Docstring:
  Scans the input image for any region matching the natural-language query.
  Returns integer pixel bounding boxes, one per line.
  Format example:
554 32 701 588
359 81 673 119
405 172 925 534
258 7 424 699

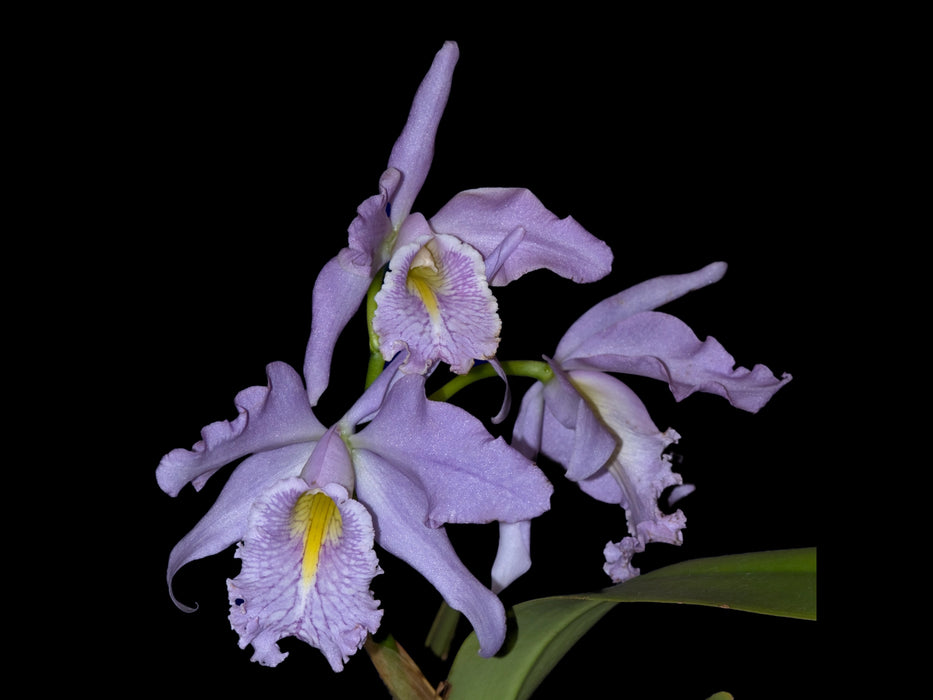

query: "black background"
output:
53 19 829 699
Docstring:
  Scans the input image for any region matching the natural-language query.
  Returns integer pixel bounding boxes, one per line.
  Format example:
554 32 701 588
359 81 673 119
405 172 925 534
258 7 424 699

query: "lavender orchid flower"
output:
305 41 612 405
157 353 552 669
491 262 791 591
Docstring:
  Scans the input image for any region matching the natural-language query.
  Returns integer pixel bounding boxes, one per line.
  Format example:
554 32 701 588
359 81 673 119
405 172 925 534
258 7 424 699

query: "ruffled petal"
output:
571 371 682 508
373 232 501 375
166 442 314 612
347 167 402 272
156 362 325 497
386 42 459 228
561 310 791 413
227 479 382 670
602 537 644 584
429 188 613 286
352 449 506 657
602 505 688 583
352 373 552 527
564 371 685 582
555 261 728 362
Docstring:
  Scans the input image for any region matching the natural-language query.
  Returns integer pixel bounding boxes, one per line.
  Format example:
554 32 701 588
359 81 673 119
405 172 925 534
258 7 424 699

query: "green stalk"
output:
429 360 553 402
364 268 387 389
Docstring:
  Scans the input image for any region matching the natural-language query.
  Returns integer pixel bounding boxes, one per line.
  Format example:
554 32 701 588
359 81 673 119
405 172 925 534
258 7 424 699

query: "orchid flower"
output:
157 353 552 669
491 262 792 590
304 41 612 405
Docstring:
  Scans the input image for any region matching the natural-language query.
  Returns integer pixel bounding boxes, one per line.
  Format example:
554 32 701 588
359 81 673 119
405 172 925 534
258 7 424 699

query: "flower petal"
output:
602 537 644 584
386 41 459 228
156 362 325 497
299 425 355 494
538 362 618 482
227 479 382 670
348 167 402 272
352 373 552 527
166 442 314 612
486 356 511 425
511 379 545 459
482 224 525 283
565 370 686 582
491 520 532 594
497 385 550 594
555 261 728 362
373 233 501 375
303 258 375 408
352 449 506 657
570 371 682 506
337 350 408 429
305 169 401 406
561 310 791 413
429 188 613 286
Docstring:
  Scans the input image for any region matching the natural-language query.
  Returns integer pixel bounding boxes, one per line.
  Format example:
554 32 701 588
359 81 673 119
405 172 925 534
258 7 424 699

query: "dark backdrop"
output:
71 25 826 699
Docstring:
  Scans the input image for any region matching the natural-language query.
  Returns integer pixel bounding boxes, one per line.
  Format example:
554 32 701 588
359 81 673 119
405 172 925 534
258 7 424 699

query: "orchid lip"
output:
373 233 501 375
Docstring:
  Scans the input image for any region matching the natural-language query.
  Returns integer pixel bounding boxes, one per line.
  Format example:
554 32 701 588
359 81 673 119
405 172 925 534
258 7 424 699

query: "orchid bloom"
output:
304 40 612 404
157 353 552 669
492 262 791 590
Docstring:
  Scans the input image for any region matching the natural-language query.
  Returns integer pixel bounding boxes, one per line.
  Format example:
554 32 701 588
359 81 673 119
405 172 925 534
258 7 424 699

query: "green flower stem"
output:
429 360 553 402
364 268 387 390
365 350 385 391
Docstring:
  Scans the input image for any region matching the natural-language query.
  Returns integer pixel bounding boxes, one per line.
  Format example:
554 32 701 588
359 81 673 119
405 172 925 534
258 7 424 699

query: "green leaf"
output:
448 597 616 700
589 546 816 619
445 548 816 700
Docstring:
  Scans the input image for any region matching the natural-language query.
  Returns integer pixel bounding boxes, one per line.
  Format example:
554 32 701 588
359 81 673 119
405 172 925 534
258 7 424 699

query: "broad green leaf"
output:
446 548 815 700
448 597 615 700
589 546 816 619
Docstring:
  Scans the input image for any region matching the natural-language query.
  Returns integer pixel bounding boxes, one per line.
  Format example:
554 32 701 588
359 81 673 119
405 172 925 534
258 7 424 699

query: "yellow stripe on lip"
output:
406 244 444 319
290 491 343 587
